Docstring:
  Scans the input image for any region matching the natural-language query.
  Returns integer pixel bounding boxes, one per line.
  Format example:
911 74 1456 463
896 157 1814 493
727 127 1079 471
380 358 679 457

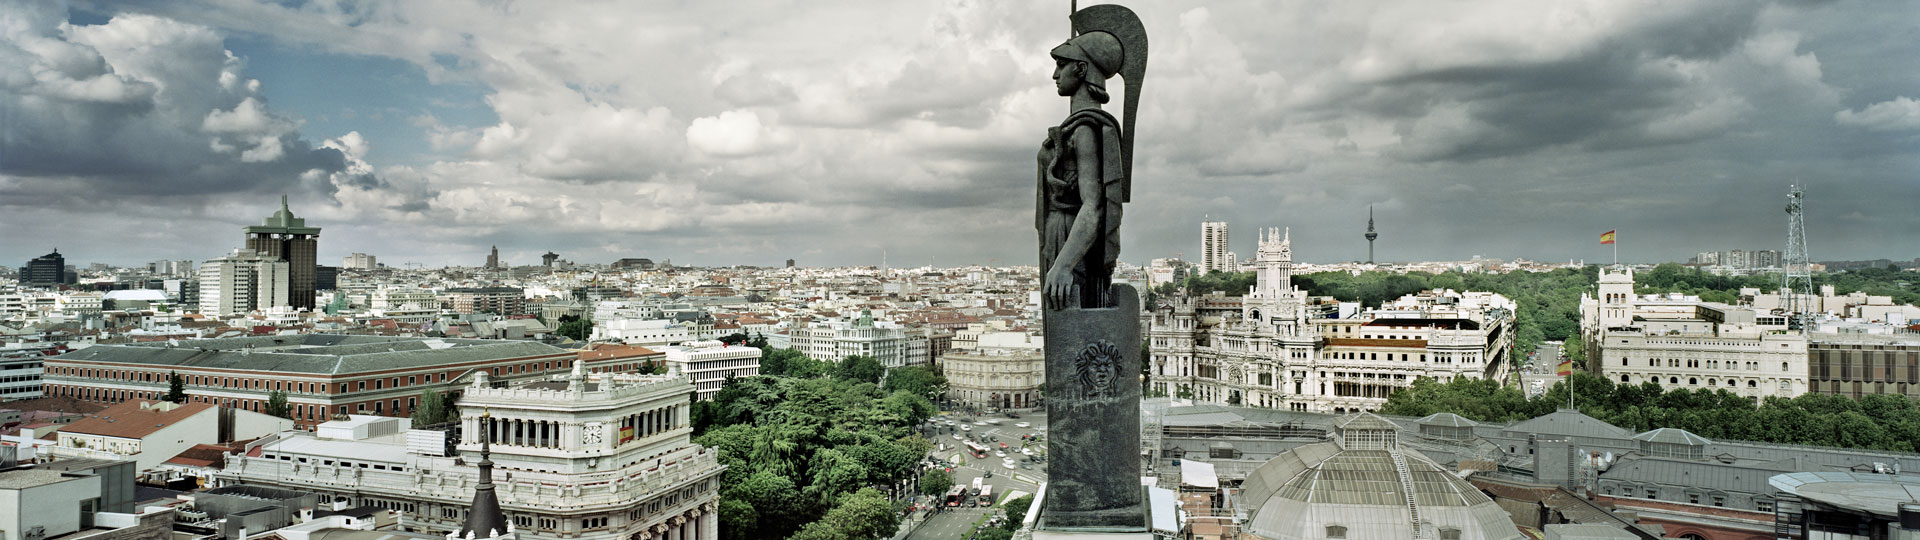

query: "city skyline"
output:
3 1 1917 268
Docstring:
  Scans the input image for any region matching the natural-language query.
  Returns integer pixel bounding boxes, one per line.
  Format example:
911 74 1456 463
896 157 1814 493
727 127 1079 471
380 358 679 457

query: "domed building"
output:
1239 413 1522 540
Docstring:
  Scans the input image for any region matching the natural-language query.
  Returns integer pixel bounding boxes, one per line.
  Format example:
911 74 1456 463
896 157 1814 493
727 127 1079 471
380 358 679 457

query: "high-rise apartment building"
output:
1200 220 1231 274
243 196 320 310
343 252 378 270
197 248 291 316
18 250 73 286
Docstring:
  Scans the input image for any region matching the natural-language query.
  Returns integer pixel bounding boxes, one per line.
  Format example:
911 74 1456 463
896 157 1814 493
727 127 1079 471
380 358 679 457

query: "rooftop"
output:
0 469 79 489
60 400 213 440
53 335 570 375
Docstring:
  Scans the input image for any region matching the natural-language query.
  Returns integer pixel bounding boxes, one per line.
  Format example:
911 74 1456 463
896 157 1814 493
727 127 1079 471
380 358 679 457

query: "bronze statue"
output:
1037 5 1146 311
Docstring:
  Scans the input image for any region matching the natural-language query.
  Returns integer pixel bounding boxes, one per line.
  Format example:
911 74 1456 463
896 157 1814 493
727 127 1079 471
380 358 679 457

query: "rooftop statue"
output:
1038 4 1146 311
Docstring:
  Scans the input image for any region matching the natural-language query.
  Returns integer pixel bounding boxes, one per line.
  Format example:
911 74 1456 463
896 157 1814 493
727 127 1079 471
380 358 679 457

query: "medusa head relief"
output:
1075 340 1123 399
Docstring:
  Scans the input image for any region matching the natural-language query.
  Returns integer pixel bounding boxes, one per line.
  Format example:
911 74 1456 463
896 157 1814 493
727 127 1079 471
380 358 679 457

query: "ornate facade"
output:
1150 228 1515 413
216 363 723 540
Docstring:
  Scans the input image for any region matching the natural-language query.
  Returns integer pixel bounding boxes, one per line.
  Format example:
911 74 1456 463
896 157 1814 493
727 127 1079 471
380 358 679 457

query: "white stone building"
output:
661 340 760 401
216 365 723 540
942 331 1043 410
1151 229 1517 413
1581 268 1809 401
198 248 291 316
787 310 912 368
592 319 692 347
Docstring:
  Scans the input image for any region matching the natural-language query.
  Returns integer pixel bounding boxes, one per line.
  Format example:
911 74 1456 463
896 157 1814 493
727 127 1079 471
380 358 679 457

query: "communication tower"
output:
1783 185 1813 330
1365 206 1379 264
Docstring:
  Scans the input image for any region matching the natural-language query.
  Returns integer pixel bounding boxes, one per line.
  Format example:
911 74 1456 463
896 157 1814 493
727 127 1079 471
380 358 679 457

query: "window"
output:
1757 500 1773 512
1325 525 1347 539
1439 528 1461 540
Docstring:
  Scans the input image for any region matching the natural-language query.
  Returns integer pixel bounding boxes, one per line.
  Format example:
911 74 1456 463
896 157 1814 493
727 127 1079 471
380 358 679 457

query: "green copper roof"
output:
244 195 321 235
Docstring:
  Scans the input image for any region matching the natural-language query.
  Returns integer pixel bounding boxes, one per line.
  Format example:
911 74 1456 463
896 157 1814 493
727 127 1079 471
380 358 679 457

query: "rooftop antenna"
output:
1783 184 1813 331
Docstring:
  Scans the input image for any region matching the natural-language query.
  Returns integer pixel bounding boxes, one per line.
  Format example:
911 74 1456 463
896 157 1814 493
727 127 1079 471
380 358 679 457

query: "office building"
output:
215 366 723 540
18 250 73 286
1805 333 1920 399
343 253 378 270
443 287 525 315
1201 221 1232 274
197 248 291 317
243 196 321 310
661 340 759 401
1580 268 1808 401
485 246 500 269
48 400 290 470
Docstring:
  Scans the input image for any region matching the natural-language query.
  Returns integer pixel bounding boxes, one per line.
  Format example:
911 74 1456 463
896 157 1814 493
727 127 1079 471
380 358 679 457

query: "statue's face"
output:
1053 60 1081 97
1090 359 1114 389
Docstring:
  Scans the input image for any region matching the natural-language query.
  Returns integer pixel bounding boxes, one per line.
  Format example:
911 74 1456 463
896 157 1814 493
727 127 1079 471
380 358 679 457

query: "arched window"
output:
1620 375 1630 383
1689 378 1698 385
1748 380 1757 388
1669 377 1679 385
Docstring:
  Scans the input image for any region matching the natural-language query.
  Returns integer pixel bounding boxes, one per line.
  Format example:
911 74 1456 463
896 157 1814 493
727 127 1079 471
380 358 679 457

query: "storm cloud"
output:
2 0 1914 268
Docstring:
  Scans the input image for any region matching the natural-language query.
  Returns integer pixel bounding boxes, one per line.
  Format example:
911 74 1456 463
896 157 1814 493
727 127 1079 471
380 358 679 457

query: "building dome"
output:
1241 413 1521 540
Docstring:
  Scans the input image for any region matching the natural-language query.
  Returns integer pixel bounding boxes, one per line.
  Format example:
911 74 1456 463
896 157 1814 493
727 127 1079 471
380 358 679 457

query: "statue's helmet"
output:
1051 31 1123 90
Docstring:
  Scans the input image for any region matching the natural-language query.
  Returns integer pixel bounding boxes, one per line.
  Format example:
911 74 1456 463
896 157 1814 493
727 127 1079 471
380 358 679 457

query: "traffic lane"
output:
901 507 993 540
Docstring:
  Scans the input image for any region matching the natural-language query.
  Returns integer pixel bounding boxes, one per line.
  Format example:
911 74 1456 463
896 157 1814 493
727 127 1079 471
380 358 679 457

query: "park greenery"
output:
691 344 948 540
1383 373 1920 453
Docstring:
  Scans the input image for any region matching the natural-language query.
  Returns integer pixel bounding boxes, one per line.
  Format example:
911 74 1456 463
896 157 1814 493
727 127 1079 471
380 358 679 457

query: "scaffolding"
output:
1142 396 1169 483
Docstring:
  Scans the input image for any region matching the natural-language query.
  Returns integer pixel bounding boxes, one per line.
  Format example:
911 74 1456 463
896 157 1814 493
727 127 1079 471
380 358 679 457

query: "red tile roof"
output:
60 400 214 440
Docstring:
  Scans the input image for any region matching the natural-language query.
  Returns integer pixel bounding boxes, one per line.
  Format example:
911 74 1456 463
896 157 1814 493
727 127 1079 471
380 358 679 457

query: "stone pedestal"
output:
1041 283 1145 531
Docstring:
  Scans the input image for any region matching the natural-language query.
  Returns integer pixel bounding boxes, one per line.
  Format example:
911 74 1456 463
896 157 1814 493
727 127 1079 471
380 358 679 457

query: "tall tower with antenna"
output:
1783 184 1813 330
1365 206 1379 264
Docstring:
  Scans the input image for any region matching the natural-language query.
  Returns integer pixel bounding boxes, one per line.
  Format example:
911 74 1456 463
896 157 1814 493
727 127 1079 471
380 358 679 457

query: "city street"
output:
900 409 1049 539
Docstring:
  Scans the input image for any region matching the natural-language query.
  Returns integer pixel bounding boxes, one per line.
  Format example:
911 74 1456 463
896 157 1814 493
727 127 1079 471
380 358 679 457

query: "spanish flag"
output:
1600 230 1616 245
1556 358 1573 376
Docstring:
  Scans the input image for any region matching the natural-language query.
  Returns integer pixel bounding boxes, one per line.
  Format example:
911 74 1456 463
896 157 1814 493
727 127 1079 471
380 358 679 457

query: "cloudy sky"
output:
3 0 1916 269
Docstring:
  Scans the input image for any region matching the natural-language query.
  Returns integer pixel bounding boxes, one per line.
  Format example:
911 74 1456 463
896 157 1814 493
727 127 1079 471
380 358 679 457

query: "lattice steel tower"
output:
1783 184 1813 330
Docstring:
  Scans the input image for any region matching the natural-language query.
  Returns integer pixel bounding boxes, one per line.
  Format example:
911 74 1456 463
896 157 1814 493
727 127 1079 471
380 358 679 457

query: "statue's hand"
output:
1044 268 1077 310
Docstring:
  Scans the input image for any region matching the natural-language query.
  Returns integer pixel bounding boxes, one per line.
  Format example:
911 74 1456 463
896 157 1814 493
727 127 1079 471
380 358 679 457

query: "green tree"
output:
555 317 593 340
918 467 954 496
836 355 885 384
881 365 948 401
264 390 292 419
788 489 899 540
165 371 186 403
411 389 451 425
1002 494 1035 529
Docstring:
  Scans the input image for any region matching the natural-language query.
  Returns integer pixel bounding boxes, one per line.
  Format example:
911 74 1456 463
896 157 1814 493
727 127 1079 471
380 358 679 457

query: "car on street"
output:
952 434 963 440
986 418 1002 425
972 420 987 426
1020 463 1033 470
1015 422 1031 428
995 450 1006 457
998 442 1008 449
961 425 972 432
1003 461 1017 470
1021 448 1032 455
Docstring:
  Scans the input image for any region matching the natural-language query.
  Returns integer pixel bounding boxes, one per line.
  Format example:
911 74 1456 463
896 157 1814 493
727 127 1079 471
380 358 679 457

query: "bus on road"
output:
965 441 989 459
977 484 993 507
944 485 967 507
